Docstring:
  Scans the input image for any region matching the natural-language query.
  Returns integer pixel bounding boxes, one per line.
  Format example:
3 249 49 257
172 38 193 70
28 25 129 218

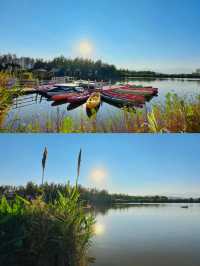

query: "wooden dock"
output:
12 93 44 110
11 86 37 95
21 87 37 94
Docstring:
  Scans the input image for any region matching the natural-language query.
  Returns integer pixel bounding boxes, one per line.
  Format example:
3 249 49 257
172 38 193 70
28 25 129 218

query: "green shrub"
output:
0 184 94 266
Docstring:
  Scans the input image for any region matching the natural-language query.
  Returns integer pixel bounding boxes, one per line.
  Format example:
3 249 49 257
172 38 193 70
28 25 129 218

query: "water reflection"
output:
4 79 200 128
90 203 200 266
51 100 69 107
67 101 85 111
102 96 142 110
10 91 149 119
93 222 106 236
86 104 101 118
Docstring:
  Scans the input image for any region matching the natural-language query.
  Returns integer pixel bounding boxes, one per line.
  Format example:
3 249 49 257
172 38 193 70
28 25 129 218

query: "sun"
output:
78 40 93 58
89 167 108 186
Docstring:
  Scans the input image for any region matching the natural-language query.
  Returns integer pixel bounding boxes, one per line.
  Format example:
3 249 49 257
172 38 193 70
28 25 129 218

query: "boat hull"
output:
111 89 155 96
86 92 101 109
52 93 90 103
51 93 78 101
67 94 90 103
101 93 145 105
102 85 158 95
102 91 145 102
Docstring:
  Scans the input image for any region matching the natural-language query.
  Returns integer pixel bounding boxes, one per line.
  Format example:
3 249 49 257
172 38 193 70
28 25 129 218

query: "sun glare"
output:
89 167 108 186
78 40 93 58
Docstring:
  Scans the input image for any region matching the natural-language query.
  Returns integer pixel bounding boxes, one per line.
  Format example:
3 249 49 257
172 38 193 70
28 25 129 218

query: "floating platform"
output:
21 87 37 94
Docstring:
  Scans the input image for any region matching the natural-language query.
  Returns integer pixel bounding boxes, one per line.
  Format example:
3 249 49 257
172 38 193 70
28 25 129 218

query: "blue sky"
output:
0 134 200 197
1 0 200 73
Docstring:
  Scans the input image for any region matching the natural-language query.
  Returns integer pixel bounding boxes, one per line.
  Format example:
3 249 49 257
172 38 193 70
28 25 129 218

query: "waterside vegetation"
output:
0 150 95 266
0 72 21 121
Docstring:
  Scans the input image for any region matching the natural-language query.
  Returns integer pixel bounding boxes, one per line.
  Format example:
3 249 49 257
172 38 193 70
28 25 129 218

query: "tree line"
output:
1 53 200 80
1 182 199 205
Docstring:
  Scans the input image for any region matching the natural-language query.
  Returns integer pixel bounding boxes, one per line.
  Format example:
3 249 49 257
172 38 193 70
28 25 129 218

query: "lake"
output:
3 78 200 129
90 203 200 266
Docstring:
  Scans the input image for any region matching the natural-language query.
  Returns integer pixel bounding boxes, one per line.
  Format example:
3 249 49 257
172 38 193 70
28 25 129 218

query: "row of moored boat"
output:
36 82 158 109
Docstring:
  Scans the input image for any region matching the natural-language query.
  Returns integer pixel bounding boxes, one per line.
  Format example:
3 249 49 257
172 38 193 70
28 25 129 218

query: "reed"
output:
42 147 48 185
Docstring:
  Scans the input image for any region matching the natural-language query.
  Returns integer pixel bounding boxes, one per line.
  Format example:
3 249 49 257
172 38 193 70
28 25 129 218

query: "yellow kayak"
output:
86 92 101 109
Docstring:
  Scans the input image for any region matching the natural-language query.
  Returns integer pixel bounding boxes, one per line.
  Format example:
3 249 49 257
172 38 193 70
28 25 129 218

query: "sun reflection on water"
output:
93 222 105 236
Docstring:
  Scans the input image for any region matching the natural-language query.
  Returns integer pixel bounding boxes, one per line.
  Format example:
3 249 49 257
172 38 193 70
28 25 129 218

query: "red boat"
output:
102 91 145 103
118 85 158 93
109 88 156 97
102 85 158 95
127 84 158 94
51 92 77 101
52 92 90 103
67 93 90 103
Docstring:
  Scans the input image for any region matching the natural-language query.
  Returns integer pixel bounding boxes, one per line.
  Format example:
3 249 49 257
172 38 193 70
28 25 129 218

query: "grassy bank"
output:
1 93 200 133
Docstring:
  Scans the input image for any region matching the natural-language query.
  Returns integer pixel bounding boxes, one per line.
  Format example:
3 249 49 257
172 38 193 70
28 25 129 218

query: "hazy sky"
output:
0 134 199 197
1 0 200 73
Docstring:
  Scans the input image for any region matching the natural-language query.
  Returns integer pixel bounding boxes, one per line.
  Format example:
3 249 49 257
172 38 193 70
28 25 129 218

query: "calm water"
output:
4 78 200 127
90 203 200 266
